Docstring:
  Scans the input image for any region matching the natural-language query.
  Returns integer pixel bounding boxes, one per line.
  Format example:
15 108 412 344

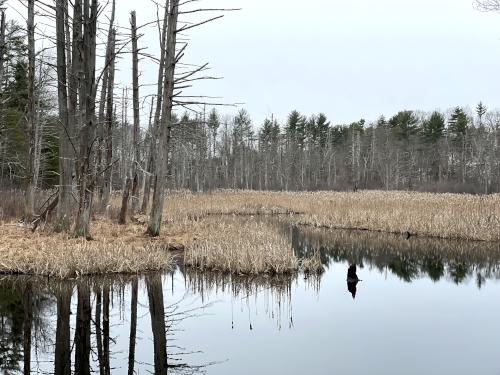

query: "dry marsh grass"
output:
1 189 497 278
164 190 500 242
185 219 299 275
184 218 323 275
0 219 175 278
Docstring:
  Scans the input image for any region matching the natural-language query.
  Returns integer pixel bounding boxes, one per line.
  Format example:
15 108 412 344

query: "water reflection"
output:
346 264 360 299
2 222 500 374
0 276 211 375
288 223 500 286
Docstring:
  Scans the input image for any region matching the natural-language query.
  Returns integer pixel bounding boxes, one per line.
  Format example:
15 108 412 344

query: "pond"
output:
1 221 500 375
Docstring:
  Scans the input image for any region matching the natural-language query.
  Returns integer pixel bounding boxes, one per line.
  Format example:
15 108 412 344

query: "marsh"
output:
2 220 500 375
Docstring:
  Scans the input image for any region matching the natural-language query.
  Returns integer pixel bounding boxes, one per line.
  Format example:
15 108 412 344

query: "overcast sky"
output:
9 0 500 126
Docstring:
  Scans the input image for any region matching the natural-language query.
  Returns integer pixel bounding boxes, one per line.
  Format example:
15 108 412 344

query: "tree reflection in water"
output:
2 222 500 373
287 223 500 285
0 276 213 374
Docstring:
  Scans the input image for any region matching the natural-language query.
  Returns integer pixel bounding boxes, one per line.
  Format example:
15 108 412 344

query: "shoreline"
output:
0 190 498 278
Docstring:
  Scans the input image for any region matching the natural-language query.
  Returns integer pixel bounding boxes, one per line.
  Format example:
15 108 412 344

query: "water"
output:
1 221 500 375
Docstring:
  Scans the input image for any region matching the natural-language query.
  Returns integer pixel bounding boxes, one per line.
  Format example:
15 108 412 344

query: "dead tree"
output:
24 0 36 220
55 0 83 232
141 96 155 213
0 9 5 129
120 10 141 221
97 0 116 209
55 0 71 231
101 28 116 210
74 0 98 239
130 10 141 212
147 0 179 237
142 3 169 214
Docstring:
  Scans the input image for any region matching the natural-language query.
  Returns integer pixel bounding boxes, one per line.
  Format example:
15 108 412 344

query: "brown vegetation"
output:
164 190 500 242
185 219 321 275
0 219 175 278
0 189 497 278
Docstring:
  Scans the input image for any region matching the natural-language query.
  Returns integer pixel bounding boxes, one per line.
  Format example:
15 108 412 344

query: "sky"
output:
7 0 500 127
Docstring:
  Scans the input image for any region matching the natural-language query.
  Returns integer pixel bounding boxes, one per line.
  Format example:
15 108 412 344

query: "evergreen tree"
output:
448 107 469 137
476 102 487 127
388 110 418 139
316 113 330 148
422 111 445 143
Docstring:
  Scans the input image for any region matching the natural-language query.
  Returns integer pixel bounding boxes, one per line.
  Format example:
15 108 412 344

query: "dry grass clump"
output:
185 219 323 275
164 190 500 242
185 220 299 275
0 220 175 278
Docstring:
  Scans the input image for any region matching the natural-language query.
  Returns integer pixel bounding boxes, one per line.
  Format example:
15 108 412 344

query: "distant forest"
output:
1 17 499 195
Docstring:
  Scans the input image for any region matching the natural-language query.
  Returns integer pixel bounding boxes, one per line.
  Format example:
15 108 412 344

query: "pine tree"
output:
389 111 418 139
476 102 487 127
448 107 468 137
422 111 445 143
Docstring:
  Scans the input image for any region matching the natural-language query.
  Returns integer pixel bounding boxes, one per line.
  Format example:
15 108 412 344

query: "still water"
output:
1 222 500 375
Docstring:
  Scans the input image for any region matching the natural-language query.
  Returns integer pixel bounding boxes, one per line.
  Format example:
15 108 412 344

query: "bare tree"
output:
0 8 5 131
55 0 71 231
147 0 179 237
24 0 36 220
74 0 99 239
130 10 141 212
119 10 141 222
101 28 116 210
98 0 116 209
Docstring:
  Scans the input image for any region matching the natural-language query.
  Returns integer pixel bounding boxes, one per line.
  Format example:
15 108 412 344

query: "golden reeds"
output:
163 190 500 242
185 219 301 275
1 189 497 278
0 219 174 278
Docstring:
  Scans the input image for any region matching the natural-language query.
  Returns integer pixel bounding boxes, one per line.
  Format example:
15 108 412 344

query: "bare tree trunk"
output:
33 58 45 190
148 0 179 237
130 11 141 212
119 177 131 224
97 0 116 207
141 96 155 213
0 10 5 138
143 4 169 214
24 0 36 220
56 0 72 231
101 28 116 210
121 88 128 190
74 0 98 239
63 0 72 85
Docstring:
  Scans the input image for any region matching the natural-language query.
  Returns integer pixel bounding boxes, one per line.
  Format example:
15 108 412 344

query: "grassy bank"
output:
0 190 497 278
185 219 322 275
0 219 176 278
165 190 500 242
